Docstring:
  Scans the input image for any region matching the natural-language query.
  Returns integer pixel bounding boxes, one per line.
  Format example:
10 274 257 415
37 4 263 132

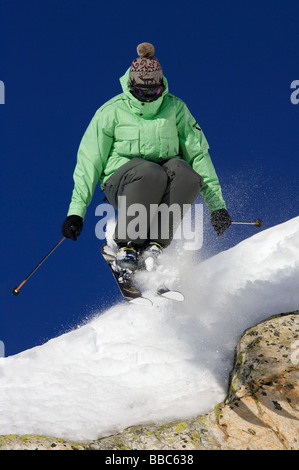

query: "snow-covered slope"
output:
0 217 298 442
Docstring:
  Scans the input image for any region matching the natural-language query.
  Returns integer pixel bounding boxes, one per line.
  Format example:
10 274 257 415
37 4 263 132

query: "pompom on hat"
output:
129 42 163 87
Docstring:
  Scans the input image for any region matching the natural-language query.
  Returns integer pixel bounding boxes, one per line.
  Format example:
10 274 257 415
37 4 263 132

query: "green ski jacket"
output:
67 68 226 219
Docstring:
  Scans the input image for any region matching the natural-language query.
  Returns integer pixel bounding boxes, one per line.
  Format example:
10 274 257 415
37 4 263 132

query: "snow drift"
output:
0 217 299 442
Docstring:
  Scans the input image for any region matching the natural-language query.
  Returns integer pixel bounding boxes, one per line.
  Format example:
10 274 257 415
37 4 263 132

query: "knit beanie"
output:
129 43 163 87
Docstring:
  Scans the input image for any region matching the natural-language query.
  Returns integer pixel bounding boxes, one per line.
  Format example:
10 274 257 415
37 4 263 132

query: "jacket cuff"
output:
67 203 87 219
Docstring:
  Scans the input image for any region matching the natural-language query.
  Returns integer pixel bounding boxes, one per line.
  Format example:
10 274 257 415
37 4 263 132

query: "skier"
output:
61 42 232 273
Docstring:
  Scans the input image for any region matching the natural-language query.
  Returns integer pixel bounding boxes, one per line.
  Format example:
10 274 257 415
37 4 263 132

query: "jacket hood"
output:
119 67 169 118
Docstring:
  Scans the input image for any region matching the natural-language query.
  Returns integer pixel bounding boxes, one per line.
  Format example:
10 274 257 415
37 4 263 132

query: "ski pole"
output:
231 218 263 228
12 236 66 296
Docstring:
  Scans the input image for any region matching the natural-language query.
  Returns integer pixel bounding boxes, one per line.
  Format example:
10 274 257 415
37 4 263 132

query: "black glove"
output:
211 209 232 236
61 215 83 241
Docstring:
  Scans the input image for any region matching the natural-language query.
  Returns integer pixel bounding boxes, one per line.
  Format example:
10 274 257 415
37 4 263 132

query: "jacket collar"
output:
119 68 169 118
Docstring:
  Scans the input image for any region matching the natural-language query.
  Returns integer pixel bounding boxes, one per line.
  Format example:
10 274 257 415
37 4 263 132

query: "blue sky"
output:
1 0 298 357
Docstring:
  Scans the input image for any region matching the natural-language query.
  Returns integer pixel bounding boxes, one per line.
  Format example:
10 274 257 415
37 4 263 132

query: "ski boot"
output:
115 245 138 272
139 241 163 271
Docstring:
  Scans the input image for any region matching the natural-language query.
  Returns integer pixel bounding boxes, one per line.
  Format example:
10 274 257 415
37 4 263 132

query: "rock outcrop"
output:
1 312 298 450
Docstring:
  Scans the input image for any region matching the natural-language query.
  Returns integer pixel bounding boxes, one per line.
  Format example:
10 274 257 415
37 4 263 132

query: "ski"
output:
142 252 185 302
157 287 185 301
101 244 185 304
101 244 153 306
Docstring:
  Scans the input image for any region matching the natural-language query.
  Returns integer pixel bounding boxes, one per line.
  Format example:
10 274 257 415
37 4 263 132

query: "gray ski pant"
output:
103 157 203 248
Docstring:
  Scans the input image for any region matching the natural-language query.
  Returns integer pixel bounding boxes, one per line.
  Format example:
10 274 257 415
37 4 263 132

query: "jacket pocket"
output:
158 127 179 157
114 127 140 156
